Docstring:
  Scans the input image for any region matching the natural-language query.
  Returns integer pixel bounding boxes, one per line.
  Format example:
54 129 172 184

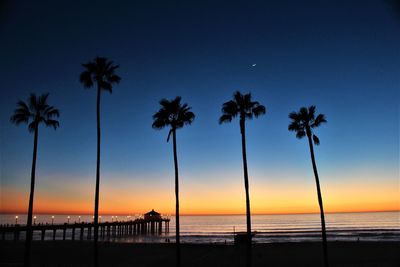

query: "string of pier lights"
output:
12 214 147 225
13 215 78 225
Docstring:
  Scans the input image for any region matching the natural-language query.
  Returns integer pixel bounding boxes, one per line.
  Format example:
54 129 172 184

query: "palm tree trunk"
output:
172 129 181 267
24 124 38 267
240 119 251 239
240 119 252 267
93 85 101 267
307 132 329 267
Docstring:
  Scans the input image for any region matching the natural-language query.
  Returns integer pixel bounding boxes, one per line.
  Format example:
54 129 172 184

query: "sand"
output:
0 241 399 267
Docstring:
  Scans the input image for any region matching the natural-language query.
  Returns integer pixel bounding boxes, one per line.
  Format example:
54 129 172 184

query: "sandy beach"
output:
0 241 399 267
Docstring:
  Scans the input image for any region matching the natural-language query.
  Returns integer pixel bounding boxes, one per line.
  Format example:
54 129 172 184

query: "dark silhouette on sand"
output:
288 105 329 267
79 56 121 267
10 93 60 267
152 96 195 267
219 91 266 266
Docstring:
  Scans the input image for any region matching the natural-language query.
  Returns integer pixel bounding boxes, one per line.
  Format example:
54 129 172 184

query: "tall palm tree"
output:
152 96 195 267
288 105 328 267
79 56 121 266
10 93 60 267
219 91 266 243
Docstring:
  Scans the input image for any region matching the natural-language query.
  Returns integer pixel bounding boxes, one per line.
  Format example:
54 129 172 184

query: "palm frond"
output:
221 100 239 117
44 119 60 130
38 93 49 108
44 106 60 118
308 105 316 120
288 111 300 122
10 100 32 124
312 134 320 145
171 97 182 113
219 114 232 124
182 111 195 126
311 113 327 128
244 111 253 120
296 130 306 139
166 129 173 142
80 57 120 91
107 74 121 84
252 104 266 117
233 91 244 107
152 120 167 130
79 70 94 88
16 100 30 113
11 93 60 132
288 105 326 144
152 96 194 134
299 107 308 120
152 111 168 129
288 121 302 132
243 93 252 106
10 113 30 124
220 91 265 124
159 98 171 109
104 60 114 71
99 81 112 93
28 93 38 112
28 121 37 133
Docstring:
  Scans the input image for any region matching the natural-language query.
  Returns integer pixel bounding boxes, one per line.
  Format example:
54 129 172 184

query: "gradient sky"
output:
0 0 399 215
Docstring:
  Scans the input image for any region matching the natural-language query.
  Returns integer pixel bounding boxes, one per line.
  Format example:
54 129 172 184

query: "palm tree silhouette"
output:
219 91 266 243
79 56 121 266
10 93 60 267
152 96 195 267
288 105 329 267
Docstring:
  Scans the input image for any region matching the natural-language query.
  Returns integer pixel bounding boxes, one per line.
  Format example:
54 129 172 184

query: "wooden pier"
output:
0 217 170 241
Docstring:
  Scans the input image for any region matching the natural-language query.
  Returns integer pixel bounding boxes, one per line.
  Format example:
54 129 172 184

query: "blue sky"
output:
0 0 399 214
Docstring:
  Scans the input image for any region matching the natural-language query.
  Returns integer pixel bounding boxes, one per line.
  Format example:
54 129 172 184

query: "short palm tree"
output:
152 96 195 267
79 56 120 266
288 105 328 267
219 91 266 243
10 93 60 267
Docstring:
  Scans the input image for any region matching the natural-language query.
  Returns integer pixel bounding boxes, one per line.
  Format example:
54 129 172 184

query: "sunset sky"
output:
0 0 399 215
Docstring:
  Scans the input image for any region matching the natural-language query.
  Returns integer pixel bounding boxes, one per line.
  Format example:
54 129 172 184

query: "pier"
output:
0 212 170 241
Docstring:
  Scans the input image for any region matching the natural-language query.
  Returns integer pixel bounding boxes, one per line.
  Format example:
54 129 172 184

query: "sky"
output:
0 0 399 215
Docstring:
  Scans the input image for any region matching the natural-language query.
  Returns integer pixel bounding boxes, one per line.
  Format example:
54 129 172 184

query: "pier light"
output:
111 216 114 222
34 216 37 225
67 216 70 224
51 216 54 225
115 215 118 221
15 215 18 224
78 216 81 223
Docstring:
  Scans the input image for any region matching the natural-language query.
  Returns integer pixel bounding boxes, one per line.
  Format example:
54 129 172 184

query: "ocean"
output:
1 211 399 243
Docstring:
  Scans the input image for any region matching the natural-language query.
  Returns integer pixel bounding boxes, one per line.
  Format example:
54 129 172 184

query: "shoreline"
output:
1 241 399 266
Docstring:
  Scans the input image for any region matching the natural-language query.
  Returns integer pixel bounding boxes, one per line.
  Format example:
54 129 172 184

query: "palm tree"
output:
288 105 329 267
152 96 195 267
79 56 121 266
10 93 60 267
219 91 266 243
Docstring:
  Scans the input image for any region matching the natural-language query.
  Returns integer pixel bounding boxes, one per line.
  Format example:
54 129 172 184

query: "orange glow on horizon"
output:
1 172 398 215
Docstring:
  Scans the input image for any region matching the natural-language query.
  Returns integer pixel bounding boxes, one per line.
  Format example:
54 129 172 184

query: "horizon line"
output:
1 209 398 216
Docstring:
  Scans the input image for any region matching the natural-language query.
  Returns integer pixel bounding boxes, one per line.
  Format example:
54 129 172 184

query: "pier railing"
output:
0 218 170 241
